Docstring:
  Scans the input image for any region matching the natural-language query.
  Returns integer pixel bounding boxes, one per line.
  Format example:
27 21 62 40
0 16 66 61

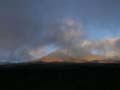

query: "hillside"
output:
33 55 116 63
81 55 105 62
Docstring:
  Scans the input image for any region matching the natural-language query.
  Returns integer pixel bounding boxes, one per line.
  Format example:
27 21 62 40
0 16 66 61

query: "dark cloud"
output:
0 0 120 63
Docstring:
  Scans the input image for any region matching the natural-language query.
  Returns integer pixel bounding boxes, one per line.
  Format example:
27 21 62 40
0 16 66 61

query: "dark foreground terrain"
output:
0 62 120 89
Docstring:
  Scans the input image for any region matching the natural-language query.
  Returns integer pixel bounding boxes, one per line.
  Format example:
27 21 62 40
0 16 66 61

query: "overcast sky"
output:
0 0 120 63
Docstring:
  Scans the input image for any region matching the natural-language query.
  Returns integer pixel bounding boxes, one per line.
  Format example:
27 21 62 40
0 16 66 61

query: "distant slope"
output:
33 55 107 63
81 55 105 62
31 50 120 63
40 57 64 63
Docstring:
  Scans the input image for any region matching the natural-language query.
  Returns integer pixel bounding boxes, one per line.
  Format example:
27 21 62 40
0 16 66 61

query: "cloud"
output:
6 16 120 62
99 37 120 58
47 35 120 60
29 44 58 60
80 37 120 59
0 0 120 62
29 18 85 59
0 16 84 63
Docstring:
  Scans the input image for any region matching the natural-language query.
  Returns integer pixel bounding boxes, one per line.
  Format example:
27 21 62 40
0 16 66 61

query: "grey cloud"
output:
0 0 120 63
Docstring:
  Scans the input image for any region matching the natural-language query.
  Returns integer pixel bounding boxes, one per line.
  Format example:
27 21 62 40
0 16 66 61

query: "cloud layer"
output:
0 0 120 63
0 14 120 63
30 18 120 60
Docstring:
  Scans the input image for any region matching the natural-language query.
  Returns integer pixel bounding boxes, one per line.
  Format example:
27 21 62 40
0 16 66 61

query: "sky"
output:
0 0 120 63
27 0 120 40
31 0 120 38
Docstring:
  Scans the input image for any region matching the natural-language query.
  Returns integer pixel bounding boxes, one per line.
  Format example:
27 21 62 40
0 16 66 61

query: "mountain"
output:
81 55 105 62
40 57 64 63
33 55 106 63
32 50 120 63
